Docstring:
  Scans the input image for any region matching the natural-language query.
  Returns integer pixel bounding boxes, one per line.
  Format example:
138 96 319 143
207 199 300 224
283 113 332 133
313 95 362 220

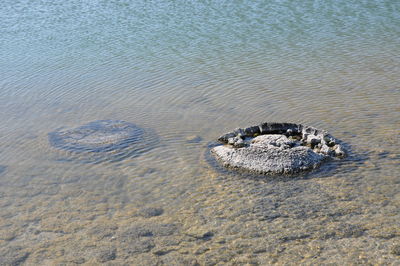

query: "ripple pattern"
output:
0 0 399 264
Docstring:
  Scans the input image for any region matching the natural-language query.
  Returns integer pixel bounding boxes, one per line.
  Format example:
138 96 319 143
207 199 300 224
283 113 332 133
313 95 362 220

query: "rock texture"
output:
211 122 346 175
48 120 157 163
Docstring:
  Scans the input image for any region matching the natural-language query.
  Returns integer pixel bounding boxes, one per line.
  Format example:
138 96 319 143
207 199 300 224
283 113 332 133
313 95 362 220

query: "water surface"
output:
1 0 399 264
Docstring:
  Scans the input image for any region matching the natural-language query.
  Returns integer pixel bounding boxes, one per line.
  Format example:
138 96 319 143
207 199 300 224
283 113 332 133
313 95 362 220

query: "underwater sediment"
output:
48 120 158 163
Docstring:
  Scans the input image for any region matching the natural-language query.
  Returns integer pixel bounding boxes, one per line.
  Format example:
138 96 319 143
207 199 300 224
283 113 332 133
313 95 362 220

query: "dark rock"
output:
259 122 299 135
217 132 236 143
243 126 261 137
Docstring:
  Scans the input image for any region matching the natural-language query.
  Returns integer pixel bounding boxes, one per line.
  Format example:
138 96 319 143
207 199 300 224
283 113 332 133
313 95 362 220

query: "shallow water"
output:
1 0 399 264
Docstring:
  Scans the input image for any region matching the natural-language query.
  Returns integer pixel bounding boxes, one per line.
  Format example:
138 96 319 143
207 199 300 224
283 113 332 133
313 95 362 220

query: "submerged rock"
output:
211 122 346 175
48 120 158 163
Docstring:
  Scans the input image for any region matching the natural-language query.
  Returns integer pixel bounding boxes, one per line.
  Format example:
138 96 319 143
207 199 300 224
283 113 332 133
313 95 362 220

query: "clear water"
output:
1 0 399 264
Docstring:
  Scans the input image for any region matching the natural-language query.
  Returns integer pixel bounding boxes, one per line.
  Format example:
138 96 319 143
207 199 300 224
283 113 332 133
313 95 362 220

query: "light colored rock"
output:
212 135 326 174
212 122 346 175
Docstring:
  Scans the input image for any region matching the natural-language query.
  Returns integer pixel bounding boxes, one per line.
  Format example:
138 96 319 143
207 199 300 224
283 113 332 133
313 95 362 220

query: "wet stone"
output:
48 120 158 163
212 122 346 175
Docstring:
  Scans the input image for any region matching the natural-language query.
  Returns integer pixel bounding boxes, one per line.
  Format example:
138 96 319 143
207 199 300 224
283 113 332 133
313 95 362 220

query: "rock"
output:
212 122 346 175
228 136 246 147
251 135 296 149
334 145 345 157
212 134 326 175
306 135 321 148
48 120 158 163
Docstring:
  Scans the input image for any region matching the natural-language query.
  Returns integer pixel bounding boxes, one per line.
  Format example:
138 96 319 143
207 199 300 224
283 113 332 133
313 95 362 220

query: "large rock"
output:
211 122 346 175
48 120 158 163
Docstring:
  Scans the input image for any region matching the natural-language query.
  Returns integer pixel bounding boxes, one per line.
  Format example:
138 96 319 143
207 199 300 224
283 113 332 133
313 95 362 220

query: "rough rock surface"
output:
211 122 346 175
48 120 157 163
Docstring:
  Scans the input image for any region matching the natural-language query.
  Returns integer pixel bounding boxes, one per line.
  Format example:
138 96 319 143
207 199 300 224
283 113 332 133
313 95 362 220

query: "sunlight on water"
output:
0 0 399 264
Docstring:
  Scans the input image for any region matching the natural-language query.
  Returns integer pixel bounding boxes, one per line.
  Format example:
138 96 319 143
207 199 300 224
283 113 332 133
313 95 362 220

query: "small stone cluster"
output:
211 122 346 175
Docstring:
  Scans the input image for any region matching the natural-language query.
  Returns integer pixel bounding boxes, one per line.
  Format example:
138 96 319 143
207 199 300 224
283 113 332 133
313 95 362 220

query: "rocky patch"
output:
211 122 346 175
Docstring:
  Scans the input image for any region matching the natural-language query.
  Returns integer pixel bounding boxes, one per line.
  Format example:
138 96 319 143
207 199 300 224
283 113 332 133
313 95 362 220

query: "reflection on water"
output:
0 0 399 264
